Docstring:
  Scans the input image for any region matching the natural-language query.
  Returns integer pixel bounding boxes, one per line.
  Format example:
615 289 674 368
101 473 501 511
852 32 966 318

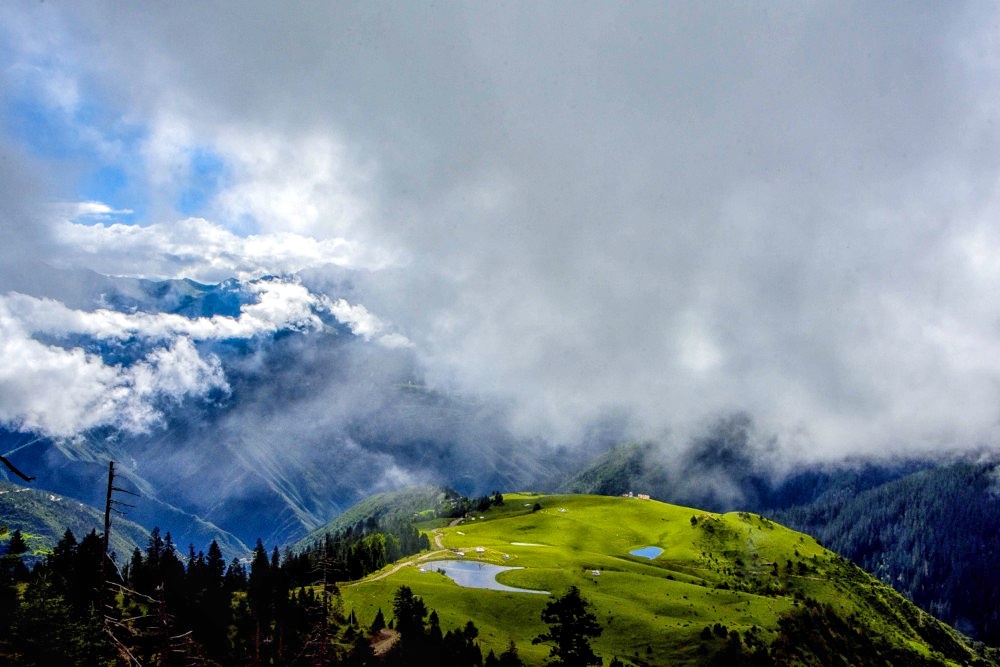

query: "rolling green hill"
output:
557 440 1000 646
340 493 996 666
0 481 150 562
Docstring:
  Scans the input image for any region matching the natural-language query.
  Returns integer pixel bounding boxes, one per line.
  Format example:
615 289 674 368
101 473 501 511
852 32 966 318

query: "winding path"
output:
344 527 458 587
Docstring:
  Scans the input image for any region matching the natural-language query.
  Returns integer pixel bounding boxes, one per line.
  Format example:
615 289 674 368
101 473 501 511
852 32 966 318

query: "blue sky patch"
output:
177 147 228 217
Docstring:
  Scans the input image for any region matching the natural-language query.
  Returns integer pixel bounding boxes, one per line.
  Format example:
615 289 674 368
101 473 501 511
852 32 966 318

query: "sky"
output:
2 2 1000 463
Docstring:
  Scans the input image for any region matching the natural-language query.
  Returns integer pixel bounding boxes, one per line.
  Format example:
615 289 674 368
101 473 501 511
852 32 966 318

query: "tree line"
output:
771 460 1000 646
0 517 612 666
0 511 430 664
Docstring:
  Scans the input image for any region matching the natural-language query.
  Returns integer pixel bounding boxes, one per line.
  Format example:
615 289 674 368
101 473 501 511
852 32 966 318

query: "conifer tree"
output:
533 586 603 666
498 639 525 667
7 529 27 556
371 607 386 633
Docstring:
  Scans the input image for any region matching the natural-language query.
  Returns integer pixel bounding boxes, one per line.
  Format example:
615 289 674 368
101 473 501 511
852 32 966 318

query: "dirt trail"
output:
344 524 464 587
344 546 451 586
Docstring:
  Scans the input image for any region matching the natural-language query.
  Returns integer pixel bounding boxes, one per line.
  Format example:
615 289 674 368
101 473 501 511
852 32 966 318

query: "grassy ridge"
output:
341 493 991 666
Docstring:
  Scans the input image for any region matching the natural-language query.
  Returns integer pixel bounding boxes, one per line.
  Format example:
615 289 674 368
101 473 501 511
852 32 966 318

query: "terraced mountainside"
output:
339 493 996 666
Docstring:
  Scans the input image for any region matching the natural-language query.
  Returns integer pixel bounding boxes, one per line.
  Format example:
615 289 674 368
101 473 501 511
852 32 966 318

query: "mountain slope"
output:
0 480 148 562
555 439 1000 646
555 435 925 514
1 272 566 550
340 493 995 666
770 460 1000 645
293 485 449 551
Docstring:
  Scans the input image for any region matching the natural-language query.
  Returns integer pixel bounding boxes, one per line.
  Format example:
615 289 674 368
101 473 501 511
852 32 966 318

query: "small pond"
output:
428 560 549 594
629 546 664 559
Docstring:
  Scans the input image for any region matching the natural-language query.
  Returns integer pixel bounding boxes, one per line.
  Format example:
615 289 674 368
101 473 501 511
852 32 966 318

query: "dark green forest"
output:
0 520 534 666
772 461 1000 646
0 515 439 665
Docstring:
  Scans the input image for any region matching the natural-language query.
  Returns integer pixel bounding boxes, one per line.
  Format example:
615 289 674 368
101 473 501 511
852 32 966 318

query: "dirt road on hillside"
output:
344 525 463 586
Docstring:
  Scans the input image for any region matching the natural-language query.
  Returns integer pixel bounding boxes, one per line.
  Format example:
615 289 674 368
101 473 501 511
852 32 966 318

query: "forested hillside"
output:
0 481 148 561
771 461 1000 644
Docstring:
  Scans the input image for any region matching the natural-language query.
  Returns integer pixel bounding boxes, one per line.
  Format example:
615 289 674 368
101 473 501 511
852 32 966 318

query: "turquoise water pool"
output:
629 546 663 559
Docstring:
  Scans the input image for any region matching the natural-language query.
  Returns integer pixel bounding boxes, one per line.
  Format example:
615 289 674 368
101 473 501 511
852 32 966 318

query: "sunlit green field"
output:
340 493 976 666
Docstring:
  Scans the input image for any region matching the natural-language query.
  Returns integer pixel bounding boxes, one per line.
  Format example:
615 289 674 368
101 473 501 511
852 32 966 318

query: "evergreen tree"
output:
2 529 29 581
371 607 386 633
248 539 273 662
498 639 525 667
224 556 248 591
392 585 427 637
533 586 603 666
0 559 18 645
189 540 231 660
7 529 27 555
391 585 429 664
270 545 290 662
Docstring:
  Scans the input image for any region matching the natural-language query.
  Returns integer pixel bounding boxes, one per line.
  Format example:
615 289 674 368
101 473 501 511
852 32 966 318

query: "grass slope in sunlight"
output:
341 493 993 666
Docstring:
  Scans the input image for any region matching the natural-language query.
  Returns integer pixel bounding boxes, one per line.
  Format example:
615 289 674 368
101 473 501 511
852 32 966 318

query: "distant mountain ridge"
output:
0 270 566 552
292 485 448 552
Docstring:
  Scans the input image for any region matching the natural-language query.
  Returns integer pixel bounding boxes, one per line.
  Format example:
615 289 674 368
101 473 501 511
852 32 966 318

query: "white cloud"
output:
328 298 413 348
53 216 385 282
0 278 329 342
328 299 382 340
210 128 372 239
0 278 325 438
7 1 1000 462
0 312 227 439
72 201 133 218
0 272 413 439
0 314 122 437
127 337 227 410
377 332 414 349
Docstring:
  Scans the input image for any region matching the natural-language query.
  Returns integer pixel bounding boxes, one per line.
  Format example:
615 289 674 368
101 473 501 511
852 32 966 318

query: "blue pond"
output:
428 560 548 594
630 546 664 559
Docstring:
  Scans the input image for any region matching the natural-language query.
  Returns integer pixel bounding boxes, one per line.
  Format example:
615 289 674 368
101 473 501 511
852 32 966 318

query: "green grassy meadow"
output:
339 493 982 665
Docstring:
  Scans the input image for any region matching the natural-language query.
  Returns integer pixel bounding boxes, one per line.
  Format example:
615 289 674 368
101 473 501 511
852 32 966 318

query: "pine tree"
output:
370 607 386 633
391 585 429 663
533 586 603 666
7 529 27 555
224 556 247 591
498 639 525 667
2 529 29 581
248 539 273 662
